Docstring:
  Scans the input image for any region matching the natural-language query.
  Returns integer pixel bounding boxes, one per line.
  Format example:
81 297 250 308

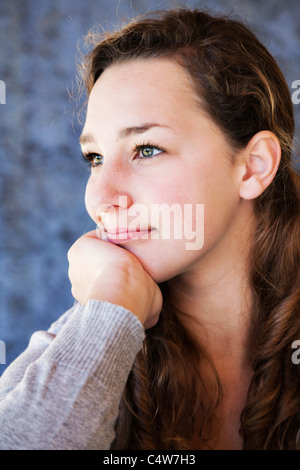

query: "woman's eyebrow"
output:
79 122 173 145
118 122 173 138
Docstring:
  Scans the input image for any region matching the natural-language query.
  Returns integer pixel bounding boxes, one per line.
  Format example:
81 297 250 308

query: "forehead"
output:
86 58 200 122
81 57 229 150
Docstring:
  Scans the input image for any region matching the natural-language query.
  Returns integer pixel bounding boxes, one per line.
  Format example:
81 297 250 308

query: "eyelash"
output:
80 142 166 168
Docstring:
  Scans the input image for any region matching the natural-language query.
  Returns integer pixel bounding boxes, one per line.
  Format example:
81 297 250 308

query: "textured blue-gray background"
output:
1 0 300 373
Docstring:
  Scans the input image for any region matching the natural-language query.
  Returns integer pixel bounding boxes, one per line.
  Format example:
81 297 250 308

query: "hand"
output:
67 230 163 329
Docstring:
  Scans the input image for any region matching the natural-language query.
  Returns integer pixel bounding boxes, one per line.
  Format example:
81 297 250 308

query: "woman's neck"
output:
168 244 255 449
168 211 255 368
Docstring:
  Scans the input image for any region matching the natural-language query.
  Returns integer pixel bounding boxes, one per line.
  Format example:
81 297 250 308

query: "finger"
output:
78 229 100 241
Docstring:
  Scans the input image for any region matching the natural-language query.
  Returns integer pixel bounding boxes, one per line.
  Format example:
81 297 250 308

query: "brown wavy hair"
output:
78 8 300 449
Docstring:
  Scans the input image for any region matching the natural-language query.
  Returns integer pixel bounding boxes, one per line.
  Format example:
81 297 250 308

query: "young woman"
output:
0 8 299 450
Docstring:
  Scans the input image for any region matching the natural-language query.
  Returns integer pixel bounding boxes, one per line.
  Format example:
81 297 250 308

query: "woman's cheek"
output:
84 180 96 222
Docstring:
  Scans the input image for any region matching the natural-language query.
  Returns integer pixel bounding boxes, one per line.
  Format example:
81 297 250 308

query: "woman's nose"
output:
85 160 133 219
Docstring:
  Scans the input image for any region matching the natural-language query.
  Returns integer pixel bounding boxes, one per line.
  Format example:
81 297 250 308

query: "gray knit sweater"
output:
0 300 145 449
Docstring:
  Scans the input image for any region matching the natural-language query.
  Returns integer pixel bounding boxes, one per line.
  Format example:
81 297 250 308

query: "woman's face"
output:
81 58 244 283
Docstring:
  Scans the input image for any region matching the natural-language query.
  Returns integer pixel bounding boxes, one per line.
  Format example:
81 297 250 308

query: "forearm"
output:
0 300 144 450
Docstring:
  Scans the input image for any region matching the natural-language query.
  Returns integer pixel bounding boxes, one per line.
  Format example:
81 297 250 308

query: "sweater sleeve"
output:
0 300 145 450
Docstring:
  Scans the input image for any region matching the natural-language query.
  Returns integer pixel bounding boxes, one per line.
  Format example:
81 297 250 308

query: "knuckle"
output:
67 239 81 261
70 285 79 302
67 245 75 262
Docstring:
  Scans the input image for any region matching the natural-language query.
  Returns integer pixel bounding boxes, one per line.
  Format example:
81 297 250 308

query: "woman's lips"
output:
104 228 153 243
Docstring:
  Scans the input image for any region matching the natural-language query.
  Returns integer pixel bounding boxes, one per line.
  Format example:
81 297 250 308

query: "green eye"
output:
93 155 103 166
141 147 155 157
136 144 165 160
81 152 103 168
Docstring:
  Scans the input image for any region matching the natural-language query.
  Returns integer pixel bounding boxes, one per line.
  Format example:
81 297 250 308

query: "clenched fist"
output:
67 230 163 329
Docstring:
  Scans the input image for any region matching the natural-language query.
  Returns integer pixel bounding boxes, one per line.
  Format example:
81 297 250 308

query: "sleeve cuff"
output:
42 300 145 390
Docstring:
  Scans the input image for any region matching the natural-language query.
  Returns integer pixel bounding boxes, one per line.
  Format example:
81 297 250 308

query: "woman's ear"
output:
238 131 281 200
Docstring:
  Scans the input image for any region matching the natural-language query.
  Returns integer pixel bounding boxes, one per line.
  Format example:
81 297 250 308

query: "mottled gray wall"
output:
1 0 300 373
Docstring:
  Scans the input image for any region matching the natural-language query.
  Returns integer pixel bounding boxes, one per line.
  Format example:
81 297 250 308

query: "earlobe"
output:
238 131 281 200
